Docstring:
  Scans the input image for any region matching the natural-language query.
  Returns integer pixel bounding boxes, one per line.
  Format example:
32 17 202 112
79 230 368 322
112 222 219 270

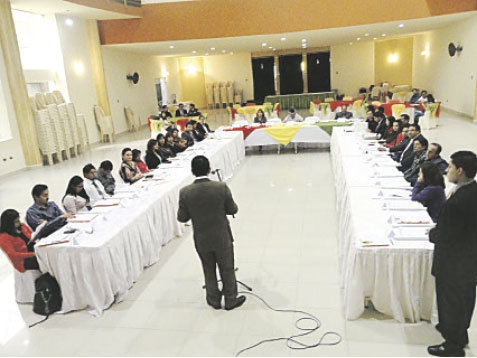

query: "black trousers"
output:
197 245 238 306
23 256 39 271
436 275 477 348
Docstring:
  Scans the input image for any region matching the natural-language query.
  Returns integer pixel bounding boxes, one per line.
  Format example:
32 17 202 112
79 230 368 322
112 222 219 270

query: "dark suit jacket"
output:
400 134 426 171
187 109 201 117
145 150 161 169
177 178 238 252
374 119 386 138
389 136 410 153
335 111 353 120
430 181 477 280
182 131 195 147
196 122 213 134
175 109 188 117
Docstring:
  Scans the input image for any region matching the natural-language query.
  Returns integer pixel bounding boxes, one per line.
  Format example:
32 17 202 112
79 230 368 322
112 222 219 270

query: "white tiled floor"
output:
0 110 477 356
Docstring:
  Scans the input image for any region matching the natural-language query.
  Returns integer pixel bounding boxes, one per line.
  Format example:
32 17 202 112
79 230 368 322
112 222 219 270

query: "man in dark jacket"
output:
399 124 426 172
177 156 245 311
426 143 449 175
181 121 195 147
428 151 477 357
175 103 188 117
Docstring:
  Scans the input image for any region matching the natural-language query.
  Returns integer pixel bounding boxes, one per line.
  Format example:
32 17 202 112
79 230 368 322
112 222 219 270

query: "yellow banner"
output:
263 124 305 146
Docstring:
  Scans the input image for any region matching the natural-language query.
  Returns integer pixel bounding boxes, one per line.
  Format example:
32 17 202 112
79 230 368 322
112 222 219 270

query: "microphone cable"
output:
234 290 343 357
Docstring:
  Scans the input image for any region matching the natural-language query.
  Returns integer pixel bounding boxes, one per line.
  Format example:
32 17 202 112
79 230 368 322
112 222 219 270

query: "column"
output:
0 0 42 165
302 52 308 93
274 55 280 95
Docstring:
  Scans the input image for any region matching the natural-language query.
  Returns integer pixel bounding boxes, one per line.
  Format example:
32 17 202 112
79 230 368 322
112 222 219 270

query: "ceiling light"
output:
205 53 209 56
382 33 386 37
273 48 276 51
357 37 361 41
349 42 353 45
269 46 273 49
302 39 307 42
281 37 286 41
373 37 377 40
364 33 369 37
169 45 174 49
262 42 267 46
230 51 234 55
192 50 197 54
210 47 215 50
65 18 74 26
398 24 404 28
222 49 226 53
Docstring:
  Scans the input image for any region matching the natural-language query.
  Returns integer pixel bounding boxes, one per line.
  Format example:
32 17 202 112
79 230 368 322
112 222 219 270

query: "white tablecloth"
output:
331 128 436 323
35 132 245 316
243 125 331 148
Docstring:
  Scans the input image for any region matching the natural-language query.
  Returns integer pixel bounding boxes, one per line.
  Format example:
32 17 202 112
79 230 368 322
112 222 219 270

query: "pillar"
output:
302 52 308 93
274 55 280 95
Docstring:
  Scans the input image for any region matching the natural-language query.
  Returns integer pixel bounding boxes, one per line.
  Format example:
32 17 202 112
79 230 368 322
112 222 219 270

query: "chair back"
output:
324 97 334 102
309 101 315 115
53 90 66 104
35 93 48 109
391 104 406 118
371 101 381 106
45 92 58 105
320 102 330 114
343 96 353 101
427 103 439 119
273 103 281 116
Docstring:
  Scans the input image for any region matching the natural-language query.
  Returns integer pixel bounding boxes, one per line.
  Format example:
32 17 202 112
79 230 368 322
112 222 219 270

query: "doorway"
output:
279 54 303 95
155 77 169 111
251 56 275 104
307 52 331 93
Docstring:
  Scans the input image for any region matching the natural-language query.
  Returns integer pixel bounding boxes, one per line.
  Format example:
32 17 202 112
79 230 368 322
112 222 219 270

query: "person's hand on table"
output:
378 147 387 151
61 213 75 219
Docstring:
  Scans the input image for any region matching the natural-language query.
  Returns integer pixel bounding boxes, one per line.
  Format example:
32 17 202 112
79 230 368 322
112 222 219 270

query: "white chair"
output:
94 105 114 142
14 270 41 304
124 106 141 132
53 90 66 104
47 103 70 160
33 108 59 165
58 103 77 157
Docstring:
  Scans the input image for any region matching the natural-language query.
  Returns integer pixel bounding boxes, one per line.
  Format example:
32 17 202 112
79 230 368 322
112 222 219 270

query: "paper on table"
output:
90 206 114 214
390 227 429 241
357 231 392 247
389 211 433 226
383 200 426 211
68 213 98 223
112 192 137 199
93 199 121 207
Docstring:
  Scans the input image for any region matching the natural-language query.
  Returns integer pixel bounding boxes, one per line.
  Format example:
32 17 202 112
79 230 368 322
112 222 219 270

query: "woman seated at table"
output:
165 133 183 154
119 147 144 184
382 115 395 139
254 109 267 124
404 137 429 186
384 119 403 148
411 161 446 222
0 209 39 272
145 139 162 170
165 121 177 133
159 111 170 123
157 133 175 160
62 176 91 214
132 149 149 173
171 129 187 152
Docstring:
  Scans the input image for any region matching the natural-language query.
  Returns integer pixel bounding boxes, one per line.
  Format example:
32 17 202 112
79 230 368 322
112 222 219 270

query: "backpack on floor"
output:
29 273 62 328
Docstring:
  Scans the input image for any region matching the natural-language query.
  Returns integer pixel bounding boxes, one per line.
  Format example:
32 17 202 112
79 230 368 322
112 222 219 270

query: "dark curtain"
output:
251 57 275 104
307 52 331 93
279 54 303 95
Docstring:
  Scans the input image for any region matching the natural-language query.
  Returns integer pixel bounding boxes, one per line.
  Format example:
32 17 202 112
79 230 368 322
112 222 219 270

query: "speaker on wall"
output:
448 42 463 57
126 72 140 84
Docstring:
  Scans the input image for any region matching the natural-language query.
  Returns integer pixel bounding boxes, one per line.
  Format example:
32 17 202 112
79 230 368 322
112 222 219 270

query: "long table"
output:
264 92 336 110
34 132 245 316
331 128 436 323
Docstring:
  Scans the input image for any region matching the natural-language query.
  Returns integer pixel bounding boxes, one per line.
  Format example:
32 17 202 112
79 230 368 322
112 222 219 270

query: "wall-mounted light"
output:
187 64 197 75
301 61 306 72
73 61 84 76
65 18 74 26
388 53 398 63
421 48 430 56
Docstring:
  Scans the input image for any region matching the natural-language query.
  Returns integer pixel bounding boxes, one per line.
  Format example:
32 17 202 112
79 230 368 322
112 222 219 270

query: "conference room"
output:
1 0 477 356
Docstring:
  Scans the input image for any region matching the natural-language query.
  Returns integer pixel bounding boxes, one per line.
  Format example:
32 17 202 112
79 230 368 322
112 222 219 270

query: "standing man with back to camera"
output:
428 151 477 357
177 155 246 310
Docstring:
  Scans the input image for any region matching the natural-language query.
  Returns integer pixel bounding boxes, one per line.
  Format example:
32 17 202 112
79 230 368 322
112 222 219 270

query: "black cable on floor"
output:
235 291 342 357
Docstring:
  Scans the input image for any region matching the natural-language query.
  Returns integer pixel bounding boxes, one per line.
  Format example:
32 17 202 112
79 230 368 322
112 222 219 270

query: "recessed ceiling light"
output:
192 50 197 54
169 45 174 49
302 39 307 42
210 47 215 50
268 46 273 49
262 42 267 46
357 37 361 41
273 48 276 51
230 51 234 55
373 37 377 40
364 33 369 37
222 49 226 53
281 37 286 41
349 42 353 45
65 18 74 26
398 24 404 28
382 33 386 37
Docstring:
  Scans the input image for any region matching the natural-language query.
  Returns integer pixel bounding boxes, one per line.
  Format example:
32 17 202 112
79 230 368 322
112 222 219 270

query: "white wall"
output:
102 48 161 133
0 43 26 176
413 15 477 117
56 14 100 143
203 52 253 101
330 41 375 97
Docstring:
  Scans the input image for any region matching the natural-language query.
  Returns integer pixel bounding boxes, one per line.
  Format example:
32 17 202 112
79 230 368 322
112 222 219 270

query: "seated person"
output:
413 91 432 124
191 121 206 142
400 113 410 127
366 104 375 114
165 121 178 133
160 105 173 119
334 106 353 120
157 134 175 160
372 112 386 138
376 106 385 115
175 103 188 117
119 147 144 184
386 124 410 155
365 110 374 129
0 209 39 272
411 161 446 222
132 149 149 173
182 121 196 146
404 136 429 186
26 184 72 236
83 163 108 205
145 139 162 169
165 133 181 155
159 111 170 123
171 129 187 152
425 142 448 175
187 103 201 117
254 109 267 124
408 88 421 103
400 124 427 172
197 115 213 134
283 108 303 122
63 176 91 214
384 119 402 148
381 115 395 139
96 160 115 195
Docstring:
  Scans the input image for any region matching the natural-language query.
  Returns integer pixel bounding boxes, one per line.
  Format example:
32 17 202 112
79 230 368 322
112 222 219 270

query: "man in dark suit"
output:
373 112 387 139
196 115 213 136
160 105 172 118
177 156 245 310
187 103 201 117
175 103 188 117
334 106 353 120
428 151 477 357
399 124 426 172
181 121 195 147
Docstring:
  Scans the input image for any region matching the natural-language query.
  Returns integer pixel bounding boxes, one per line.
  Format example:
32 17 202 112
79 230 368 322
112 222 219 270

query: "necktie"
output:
92 180 105 199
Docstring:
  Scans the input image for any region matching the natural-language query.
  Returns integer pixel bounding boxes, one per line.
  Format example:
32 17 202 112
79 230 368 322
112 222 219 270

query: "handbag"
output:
29 273 62 327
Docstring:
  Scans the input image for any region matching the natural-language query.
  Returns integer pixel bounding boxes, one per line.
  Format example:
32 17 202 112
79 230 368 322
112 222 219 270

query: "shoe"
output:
224 295 246 311
206 299 221 310
427 343 465 357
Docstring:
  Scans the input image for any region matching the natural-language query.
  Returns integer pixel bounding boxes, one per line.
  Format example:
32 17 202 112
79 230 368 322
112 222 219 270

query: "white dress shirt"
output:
84 178 107 205
283 113 304 123
63 194 89 214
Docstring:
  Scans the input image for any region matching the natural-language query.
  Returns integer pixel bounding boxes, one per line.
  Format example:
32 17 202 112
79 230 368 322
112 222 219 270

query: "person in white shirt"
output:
283 108 304 123
62 176 91 214
82 163 108 205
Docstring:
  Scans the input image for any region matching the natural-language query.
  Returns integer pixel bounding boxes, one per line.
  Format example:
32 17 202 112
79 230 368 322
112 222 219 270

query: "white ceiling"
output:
10 0 139 19
104 11 477 57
